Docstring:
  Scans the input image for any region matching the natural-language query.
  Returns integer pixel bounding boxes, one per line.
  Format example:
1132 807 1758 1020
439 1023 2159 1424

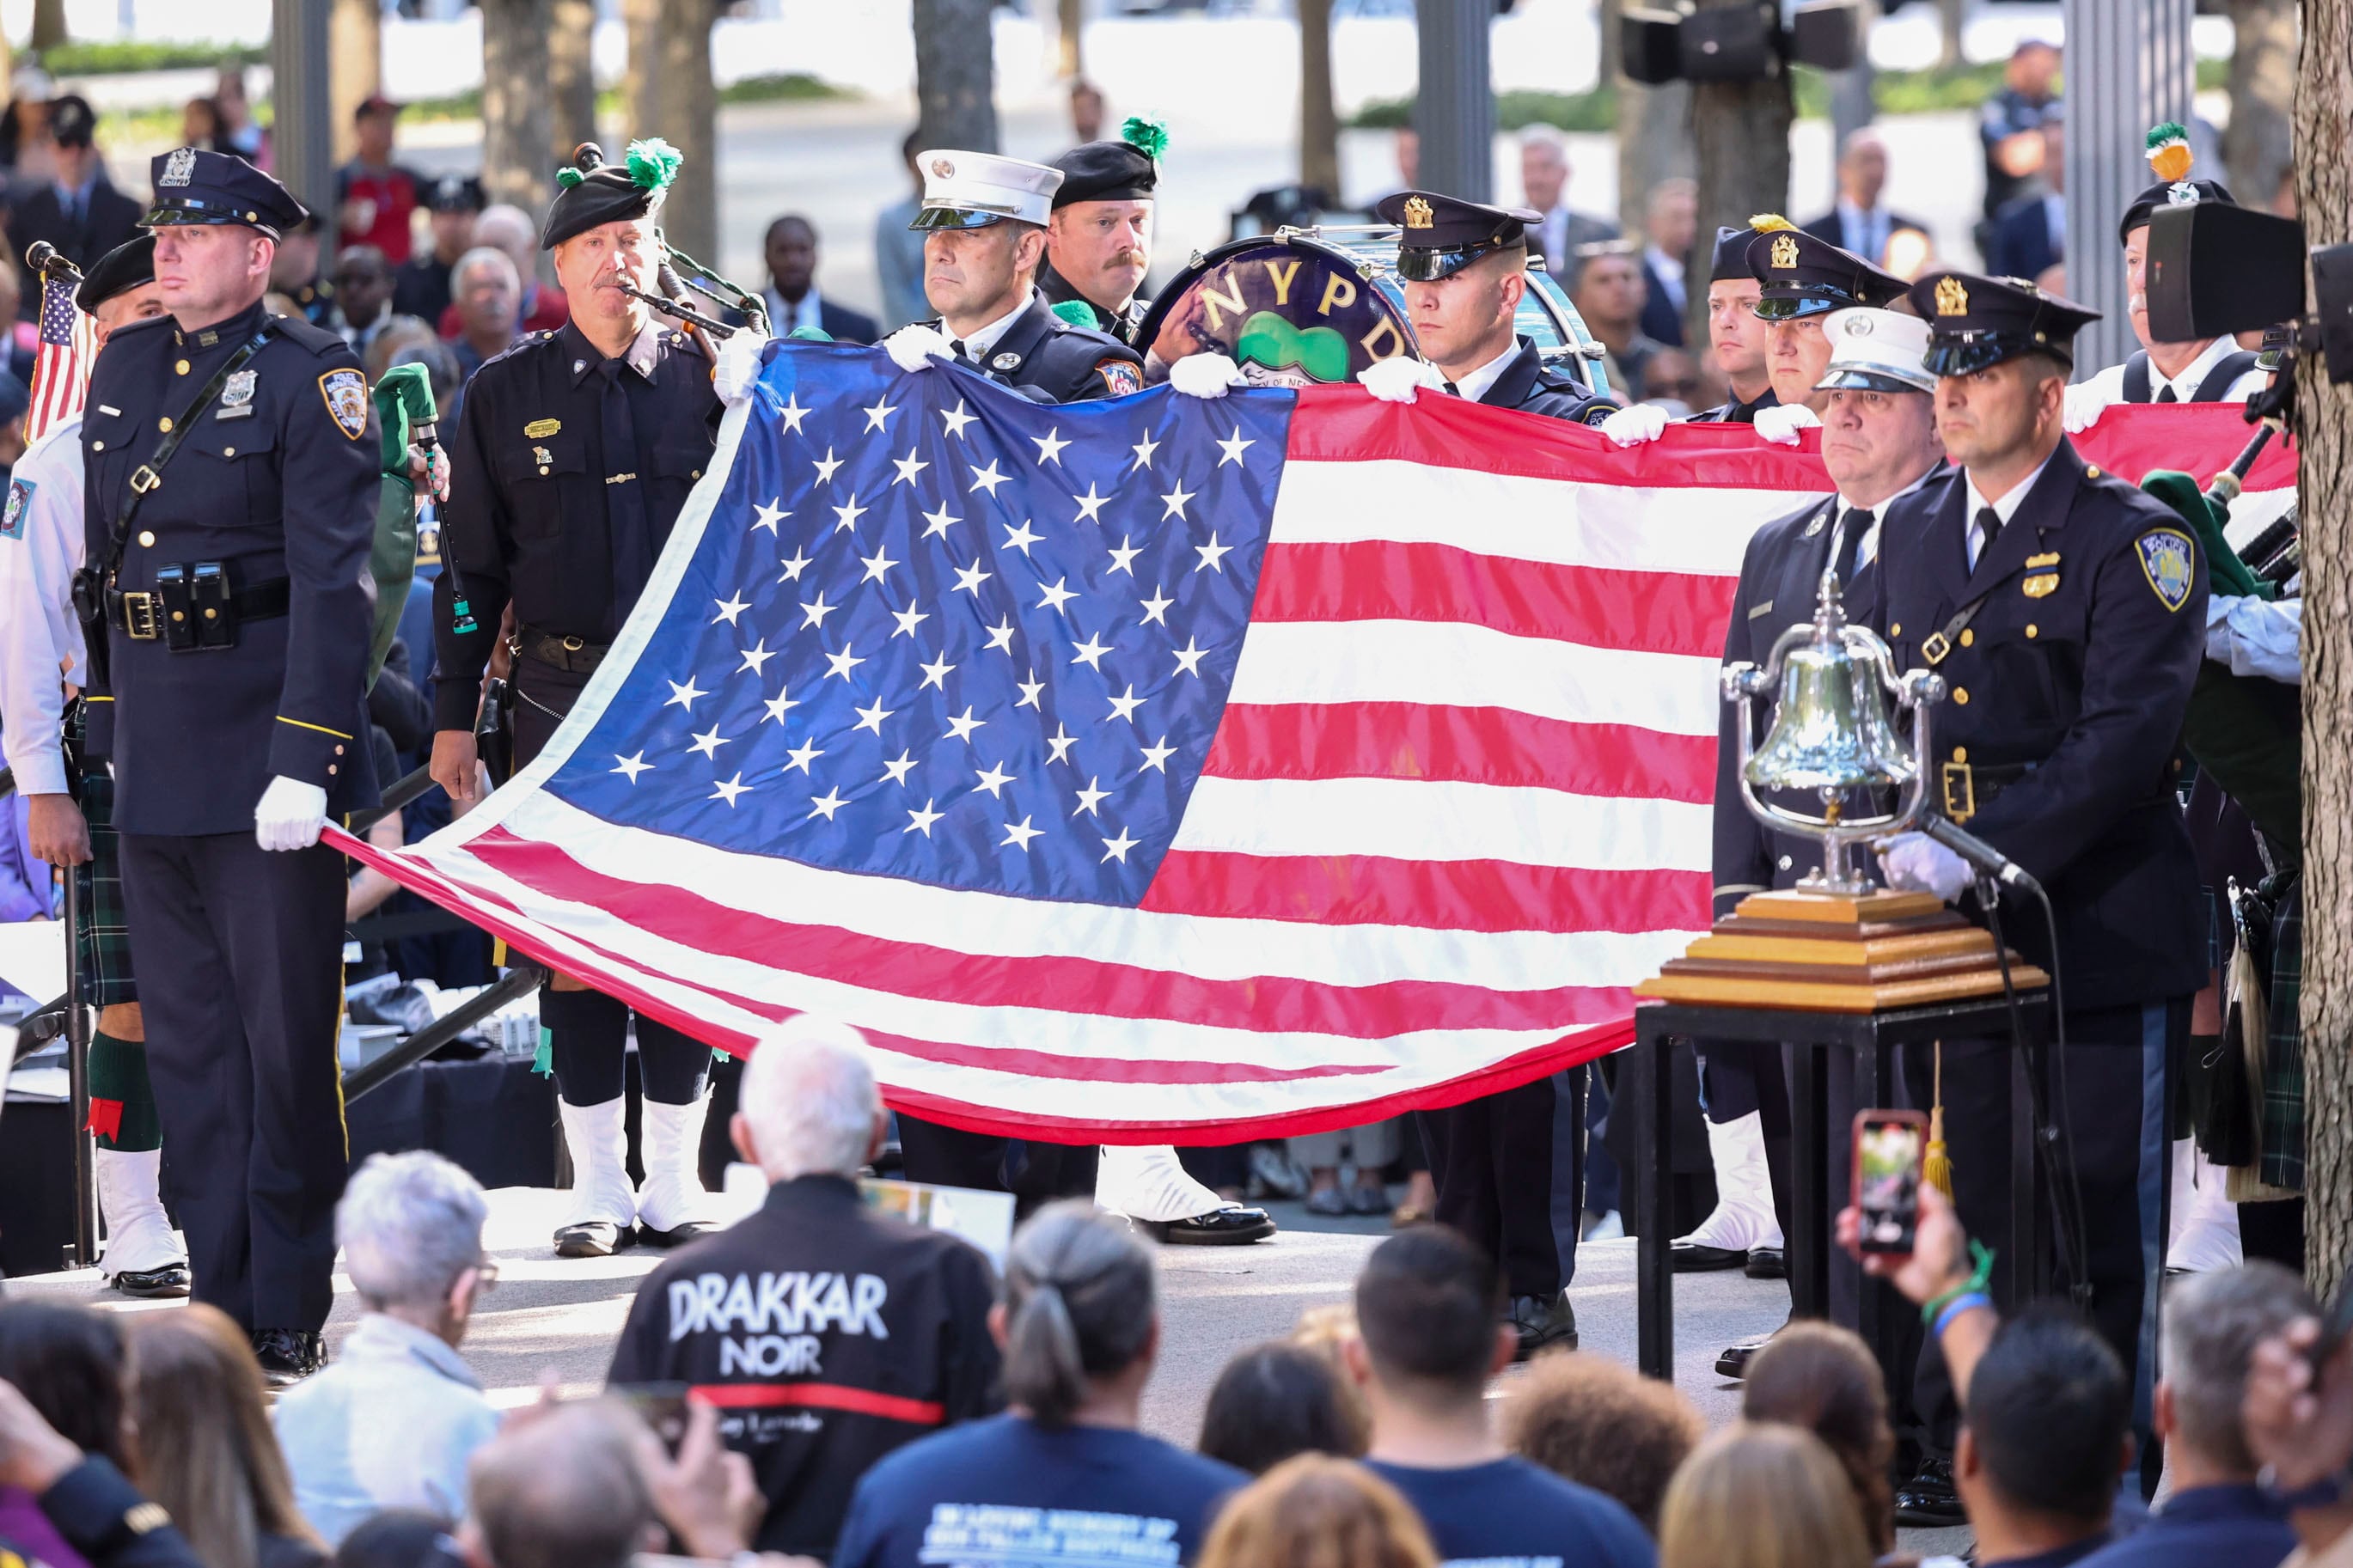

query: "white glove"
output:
713 330 771 407
1876 832 1972 903
1357 355 1448 405
1168 351 1247 399
1598 402 1671 447
882 322 952 374
1752 401 1823 447
2063 377 2116 434
254 775 331 853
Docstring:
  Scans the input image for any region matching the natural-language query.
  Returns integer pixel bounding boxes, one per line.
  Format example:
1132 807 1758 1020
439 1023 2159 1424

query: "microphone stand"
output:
1976 875 2091 1313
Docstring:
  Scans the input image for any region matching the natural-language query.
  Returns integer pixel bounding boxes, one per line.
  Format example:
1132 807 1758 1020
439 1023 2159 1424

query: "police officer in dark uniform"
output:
1354 190 1612 425
1040 120 1163 346
1687 222 1781 424
81 147 379 1383
1874 271 2205 1516
428 140 724 1260
1746 223 1909 430
880 148 1145 403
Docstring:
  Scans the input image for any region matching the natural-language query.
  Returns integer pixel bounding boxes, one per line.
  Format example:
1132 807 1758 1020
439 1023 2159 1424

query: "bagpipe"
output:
618 235 769 346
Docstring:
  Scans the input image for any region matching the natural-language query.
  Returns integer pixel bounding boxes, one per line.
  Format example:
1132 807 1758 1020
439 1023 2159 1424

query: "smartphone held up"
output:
1854 1109 1927 1256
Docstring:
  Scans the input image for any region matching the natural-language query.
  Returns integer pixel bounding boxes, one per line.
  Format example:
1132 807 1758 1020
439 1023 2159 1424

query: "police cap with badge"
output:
144 144 309 241
1908 268 2099 376
1374 190 1542 282
74 232 156 313
1815 306 1936 394
1747 219 1908 319
1708 217 1783 284
1049 117 1164 208
425 173 487 216
542 139 680 248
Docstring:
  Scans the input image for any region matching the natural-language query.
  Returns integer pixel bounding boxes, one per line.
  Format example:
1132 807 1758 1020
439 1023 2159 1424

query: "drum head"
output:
1135 235 1415 387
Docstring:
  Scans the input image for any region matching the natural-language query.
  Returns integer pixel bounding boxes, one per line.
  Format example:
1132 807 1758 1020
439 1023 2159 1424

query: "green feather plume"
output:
625 137 684 192
555 166 584 189
2144 120 2189 150
1050 299 1100 329
1120 115 1169 162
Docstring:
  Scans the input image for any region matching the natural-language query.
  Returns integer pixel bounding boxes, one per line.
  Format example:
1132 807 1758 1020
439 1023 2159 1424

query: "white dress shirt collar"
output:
2152 334 2247 402
1963 451 2057 568
952 292 1033 361
1833 462 1939 571
767 284 825 335
1450 339 1524 405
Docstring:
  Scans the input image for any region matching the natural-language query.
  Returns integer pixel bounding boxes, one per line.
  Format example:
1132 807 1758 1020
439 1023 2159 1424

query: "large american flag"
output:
24 262 95 443
333 346 2292 1141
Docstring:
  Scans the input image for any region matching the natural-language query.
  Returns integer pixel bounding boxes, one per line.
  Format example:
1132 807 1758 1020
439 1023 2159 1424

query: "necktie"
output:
2156 384 2179 404
1443 381 1461 397
784 299 799 334
1974 504 2002 570
950 339 970 363
599 358 656 631
1830 506 1866 586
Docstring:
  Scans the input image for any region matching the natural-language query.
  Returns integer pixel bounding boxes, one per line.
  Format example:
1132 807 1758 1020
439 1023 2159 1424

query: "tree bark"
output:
1614 84 1695 234
480 0 554 220
1688 0 1793 345
2225 0 2296 214
914 0 1000 155
1935 0 1965 70
547 0 599 171
1299 0 1339 200
2297 0 2353 1295
1058 0 1084 80
28 0 64 53
327 0 381 166
625 0 719 264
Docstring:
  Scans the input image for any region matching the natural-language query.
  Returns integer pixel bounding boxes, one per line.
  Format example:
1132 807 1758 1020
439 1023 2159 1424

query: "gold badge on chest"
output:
2022 574 2059 597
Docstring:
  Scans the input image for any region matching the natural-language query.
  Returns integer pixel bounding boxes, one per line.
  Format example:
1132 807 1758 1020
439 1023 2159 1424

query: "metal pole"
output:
61 854 95 1270
1827 0 1880 153
271 0 337 234
1415 0 1494 203
2059 0 2194 375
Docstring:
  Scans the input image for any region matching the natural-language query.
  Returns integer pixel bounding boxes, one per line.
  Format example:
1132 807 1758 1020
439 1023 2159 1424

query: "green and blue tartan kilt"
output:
2258 877 2303 1193
68 711 137 1008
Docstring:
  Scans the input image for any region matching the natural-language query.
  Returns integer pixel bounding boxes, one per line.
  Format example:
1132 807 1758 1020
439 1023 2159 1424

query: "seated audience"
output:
0 1300 135 1567
436 204 565 339
2074 1264 2307 1568
832 1201 1246 1568
0 1369 207 1568
608 1016 1003 1559
460 1405 657 1568
1658 1423 1873 1568
1197 1454 1436 1568
1345 1227 1654 1568
275 1151 502 1547
126 1306 327 1568
1200 1341 1367 1475
330 1511 464 1568
1505 1351 1704 1534
1741 1321 1898 1557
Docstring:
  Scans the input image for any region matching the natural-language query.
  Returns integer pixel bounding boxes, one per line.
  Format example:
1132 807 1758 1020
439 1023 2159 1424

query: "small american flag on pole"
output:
24 259 95 443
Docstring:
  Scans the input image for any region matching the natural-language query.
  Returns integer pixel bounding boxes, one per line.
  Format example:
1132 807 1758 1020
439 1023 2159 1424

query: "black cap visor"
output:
1817 367 1930 394
1924 331 2071 377
1397 237 1509 282
1752 288 1851 321
142 198 283 240
912 204 1011 231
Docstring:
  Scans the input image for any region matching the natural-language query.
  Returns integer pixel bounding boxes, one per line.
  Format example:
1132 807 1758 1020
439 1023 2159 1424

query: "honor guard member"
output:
1353 190 1614 425
1040 118 1164 346
1701 307 1953 1378
81 148 381 1383
879 149 1145 403
1873 271 2205 1518
0 235 189 1300
1347 192 1609 1360
2064 125 2266 433
1688 221 1782 424
428 140 724 1260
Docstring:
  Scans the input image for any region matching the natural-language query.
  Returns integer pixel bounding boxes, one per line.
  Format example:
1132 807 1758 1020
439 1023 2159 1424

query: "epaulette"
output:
268 312 351 357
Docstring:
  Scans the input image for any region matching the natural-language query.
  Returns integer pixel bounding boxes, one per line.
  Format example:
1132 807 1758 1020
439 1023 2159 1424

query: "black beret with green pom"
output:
541 137 681 250
1048 117 1164 209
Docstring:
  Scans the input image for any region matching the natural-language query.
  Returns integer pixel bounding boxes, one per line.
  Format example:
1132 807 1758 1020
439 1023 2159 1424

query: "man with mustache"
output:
1040 119 1163 349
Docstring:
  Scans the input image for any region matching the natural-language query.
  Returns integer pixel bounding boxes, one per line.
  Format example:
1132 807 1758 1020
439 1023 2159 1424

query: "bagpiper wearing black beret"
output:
73 232 156 312
1049 116 1163 208
1747 222 1908 319
142 144 309 242
1375 189 1543 282
2118 122 2235 246
541 139 680 250
1908 268 2100 376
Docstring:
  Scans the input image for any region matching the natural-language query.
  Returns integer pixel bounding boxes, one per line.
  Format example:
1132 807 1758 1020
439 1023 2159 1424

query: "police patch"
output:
2136 528 2195 613
0 478 29 541
1097 358 1144 397
318 369 368 440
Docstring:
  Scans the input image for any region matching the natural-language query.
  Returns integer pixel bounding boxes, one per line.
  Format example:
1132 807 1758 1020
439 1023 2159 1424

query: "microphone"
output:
1921 815 2043 896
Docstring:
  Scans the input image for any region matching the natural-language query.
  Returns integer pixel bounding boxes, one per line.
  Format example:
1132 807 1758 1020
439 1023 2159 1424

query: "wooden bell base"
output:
1634 888 2050 1014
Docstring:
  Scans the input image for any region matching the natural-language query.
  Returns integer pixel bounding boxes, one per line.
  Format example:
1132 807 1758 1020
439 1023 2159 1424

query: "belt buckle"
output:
1940 761 1976 823
561 636 584 652
119 591 160 640
1921 631 1953 665
129 465 162 495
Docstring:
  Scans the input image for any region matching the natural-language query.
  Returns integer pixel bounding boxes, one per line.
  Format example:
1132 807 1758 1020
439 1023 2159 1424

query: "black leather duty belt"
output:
1939 759 2034 824
512 626 610 674
108 571 289 648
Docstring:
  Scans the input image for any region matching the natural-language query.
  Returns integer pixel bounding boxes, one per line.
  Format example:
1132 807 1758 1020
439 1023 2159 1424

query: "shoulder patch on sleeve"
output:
1096 357 1144 397
2136 527 2195 613
0 477 30 540
318 369 369 439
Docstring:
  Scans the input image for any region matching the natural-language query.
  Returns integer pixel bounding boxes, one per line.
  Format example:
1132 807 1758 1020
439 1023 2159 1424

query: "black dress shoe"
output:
1141 1205 1275 1245
638 1218 720 1249
110 1263 192 1299
1715 1333 1773 1379
1744 1245 1787 1280
1671 1240 1749 1272
250 1329 325 1388
554 1219 632 1258
1507 1293 1579 1359
1893 1457 1966 1528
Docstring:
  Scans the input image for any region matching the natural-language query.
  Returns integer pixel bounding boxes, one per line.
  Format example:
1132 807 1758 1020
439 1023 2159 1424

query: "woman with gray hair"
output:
833 1201 1246 1568
271 1152 500 1546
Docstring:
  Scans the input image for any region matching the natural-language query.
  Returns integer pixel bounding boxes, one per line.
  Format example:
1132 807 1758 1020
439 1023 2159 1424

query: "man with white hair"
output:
1518 124 1619 283
606 1017 1004 1561
273 1151 501 1544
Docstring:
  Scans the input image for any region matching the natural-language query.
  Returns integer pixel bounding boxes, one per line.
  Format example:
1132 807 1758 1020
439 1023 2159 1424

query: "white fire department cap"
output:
1816 307 1937 395
912 149 1063 231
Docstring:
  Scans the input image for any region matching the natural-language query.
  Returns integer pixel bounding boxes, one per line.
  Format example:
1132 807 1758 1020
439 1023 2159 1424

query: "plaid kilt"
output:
2258 876 2303 1192
68 711 136 1006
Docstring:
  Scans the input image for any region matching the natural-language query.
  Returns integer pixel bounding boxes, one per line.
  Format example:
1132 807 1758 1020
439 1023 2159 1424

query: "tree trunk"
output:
480 0 554 222
28 0 65 53
1935 0 1965 70
1689 0 1793 345
547 0 599 170
1827 0 1880 151
1299 0 1339 200
1058 0 1084 80
2297 0 2353 1296
327 0 381 166
914 0 999 155
626 0 720 264
2225 0 2296 214
1610 0 1695 235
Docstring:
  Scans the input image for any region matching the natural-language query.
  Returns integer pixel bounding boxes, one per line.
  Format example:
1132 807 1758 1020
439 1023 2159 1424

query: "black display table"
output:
1623 995 2053 1391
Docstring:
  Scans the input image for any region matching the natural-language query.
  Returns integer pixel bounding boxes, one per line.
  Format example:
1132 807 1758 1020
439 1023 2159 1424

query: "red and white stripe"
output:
24 272 94 445
333 393 2289 1141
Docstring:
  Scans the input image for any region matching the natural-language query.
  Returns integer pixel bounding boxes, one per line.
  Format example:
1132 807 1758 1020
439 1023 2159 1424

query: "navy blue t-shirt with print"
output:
1364 1457 1656 1568
832 1413 1246 1568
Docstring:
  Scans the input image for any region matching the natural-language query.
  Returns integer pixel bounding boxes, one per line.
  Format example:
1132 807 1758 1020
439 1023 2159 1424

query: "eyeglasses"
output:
472 1259 499 1292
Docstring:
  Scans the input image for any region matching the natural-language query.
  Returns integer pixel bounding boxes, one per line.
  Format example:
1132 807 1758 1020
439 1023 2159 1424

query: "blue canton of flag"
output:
546 343 1294 907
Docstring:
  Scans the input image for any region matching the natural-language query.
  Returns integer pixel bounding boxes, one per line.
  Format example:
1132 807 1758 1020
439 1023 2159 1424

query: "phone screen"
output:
1855 1113 1925 1255
610 1382 692 1455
